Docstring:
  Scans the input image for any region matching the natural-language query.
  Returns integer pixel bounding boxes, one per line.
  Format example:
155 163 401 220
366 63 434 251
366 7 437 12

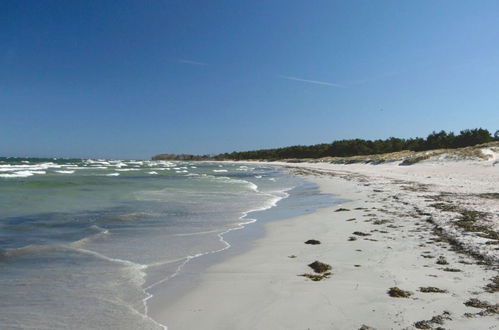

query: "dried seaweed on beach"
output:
298 272 331 281
419 287 448 293
353 231 371 236
358 325 375 330
463 299 499 317
414 311 451 329
308 261 332 273
335 208 350 212
442 267 461 272
484 275 499 293
387 287 412 298
373 219 391 225
464 298 492 309
436 256 448 265
304 239 321 245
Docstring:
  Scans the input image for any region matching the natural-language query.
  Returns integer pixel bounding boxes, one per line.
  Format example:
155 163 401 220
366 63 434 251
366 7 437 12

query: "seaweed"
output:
464 298 491 309
442 267 461 272
419 287 448 293
358 325 375 330
308 260 332 273
414 311 451 329
298 272 331 281
484 275 499 293
436 256 448 265
373 219 391 225
387 287 412 298
353 231 371 236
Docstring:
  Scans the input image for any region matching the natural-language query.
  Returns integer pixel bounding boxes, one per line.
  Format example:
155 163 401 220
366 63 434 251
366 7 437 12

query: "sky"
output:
1 0 498 159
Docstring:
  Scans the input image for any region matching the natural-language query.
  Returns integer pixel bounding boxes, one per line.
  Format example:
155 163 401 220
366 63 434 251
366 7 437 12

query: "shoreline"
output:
153 160 498 329
146 172 334 327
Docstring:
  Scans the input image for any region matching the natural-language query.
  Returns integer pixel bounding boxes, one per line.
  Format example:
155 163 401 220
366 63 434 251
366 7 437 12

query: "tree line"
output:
219 128 498 160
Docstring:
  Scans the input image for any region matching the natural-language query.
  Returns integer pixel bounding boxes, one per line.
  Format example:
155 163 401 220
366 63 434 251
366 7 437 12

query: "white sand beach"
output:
154 156 498 330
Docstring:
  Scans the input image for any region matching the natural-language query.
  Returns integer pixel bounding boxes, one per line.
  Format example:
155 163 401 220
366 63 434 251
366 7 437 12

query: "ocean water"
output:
0 158 331 329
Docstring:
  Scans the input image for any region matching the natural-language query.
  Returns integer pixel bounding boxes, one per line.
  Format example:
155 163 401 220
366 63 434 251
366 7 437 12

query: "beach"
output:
154 157 498 329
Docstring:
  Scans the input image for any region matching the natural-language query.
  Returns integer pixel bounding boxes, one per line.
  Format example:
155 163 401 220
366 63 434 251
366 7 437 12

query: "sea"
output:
0 158 333 329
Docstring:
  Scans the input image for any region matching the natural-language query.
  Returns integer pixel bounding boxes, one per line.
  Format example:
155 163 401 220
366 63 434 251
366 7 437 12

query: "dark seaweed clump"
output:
308 260 332 273
419 287 448 293
387 287 412 298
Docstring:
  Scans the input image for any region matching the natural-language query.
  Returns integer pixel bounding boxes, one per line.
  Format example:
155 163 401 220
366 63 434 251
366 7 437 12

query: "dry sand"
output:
153 157 498 330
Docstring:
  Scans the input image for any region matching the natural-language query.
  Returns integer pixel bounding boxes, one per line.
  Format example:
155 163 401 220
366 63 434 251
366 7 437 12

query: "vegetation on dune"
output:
220 128 497 161
151 128 498 161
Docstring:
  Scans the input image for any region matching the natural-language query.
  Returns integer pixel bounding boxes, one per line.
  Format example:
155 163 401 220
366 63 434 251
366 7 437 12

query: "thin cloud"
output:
178 59 208 66
280 75 343 87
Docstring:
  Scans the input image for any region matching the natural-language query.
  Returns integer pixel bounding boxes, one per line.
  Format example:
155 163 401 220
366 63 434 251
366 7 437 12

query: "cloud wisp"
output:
178 59 208 66
280 75 343 87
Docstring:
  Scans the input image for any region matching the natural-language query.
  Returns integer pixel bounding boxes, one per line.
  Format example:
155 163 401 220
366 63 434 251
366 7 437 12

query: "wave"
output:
0 225 110 260
0 170 46 178
55 170 75 174
70 225 110 247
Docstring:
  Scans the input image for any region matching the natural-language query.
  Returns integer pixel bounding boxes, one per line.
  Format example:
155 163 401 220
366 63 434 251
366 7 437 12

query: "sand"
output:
153 158 498 330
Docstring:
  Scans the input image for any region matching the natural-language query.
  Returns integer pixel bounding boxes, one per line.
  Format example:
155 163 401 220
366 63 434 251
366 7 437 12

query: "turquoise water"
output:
0 158 330 329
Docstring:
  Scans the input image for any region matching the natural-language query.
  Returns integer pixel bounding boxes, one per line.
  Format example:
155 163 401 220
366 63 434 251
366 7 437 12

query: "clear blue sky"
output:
1 0 498 159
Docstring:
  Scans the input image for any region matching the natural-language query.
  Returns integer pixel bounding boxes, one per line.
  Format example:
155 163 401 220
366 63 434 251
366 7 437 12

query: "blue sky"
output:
1 0 498 159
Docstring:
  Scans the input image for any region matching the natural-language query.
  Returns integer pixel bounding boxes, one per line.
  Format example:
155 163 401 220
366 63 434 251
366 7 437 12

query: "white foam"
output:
0 169 48 178
148 171 158 175
213 169 228 173
0 163 58 172
55 170 75 174
30 170 46 174
111 162 128 168
0 171 34 178
105 173 120 176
